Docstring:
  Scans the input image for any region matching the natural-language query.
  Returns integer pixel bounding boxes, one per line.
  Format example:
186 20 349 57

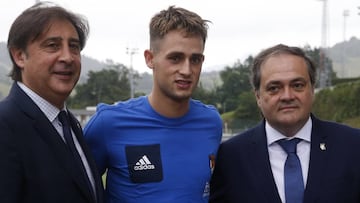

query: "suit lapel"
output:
10 84 95 203
68 112 104 202
303 116 328 202
250 122 282 203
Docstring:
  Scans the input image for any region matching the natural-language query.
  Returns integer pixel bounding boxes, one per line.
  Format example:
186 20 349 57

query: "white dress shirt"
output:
266 118 312 203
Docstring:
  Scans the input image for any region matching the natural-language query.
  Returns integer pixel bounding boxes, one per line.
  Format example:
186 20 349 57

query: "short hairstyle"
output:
251 44 317 91
7 2 90 81
148 5 210 52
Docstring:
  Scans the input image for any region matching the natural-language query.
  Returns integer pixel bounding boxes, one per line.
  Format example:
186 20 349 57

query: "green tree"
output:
234 91 261 121
216 56 253 113
303 45 336 87
228 91 262 131
192 81 217 106
313 80 360 122
68 63 132 108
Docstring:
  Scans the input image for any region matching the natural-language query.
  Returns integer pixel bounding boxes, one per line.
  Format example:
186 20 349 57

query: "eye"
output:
47 42 60 50
168 54 183 64
266 85 280 94
292 82 306 91
190 55 204 65
41 38 62 52
69 42 81 53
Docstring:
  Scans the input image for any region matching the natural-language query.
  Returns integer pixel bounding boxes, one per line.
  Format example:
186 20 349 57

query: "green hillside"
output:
329 37 360 78
1 37 360 99
332 57 360 78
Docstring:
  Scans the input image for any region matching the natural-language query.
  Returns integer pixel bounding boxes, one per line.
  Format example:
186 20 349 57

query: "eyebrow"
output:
167 51 203 56
43 36 80 43
192 53 205 58
266 77 307 85
68 37 80 44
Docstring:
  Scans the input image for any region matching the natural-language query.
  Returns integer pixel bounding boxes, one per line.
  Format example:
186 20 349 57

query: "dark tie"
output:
58 111 94 197
278 138 304 203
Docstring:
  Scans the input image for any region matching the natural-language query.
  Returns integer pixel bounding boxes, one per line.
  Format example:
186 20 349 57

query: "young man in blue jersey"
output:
84 6 223 203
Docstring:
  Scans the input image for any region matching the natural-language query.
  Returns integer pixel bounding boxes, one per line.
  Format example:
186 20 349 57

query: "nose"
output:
59 46 74 64
280 86 295 100
179 60 192 76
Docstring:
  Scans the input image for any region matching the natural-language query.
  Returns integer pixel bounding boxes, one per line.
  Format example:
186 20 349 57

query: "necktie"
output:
278 138 304 203
58 111 94 197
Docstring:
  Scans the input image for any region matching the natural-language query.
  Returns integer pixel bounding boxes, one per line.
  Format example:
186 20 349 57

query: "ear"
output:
144 49 154 70
10 48 26 69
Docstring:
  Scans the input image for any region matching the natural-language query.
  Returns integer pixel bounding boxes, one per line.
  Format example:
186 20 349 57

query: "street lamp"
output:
343 10 349 42
341 9 349 78
317 0 330 88
126 47 138 99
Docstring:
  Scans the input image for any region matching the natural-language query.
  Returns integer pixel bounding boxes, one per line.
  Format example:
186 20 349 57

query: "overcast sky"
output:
1 0 359 73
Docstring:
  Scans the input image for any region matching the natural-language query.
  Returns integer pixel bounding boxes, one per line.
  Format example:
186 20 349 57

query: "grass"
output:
221 111 235 123
0 82 10 98
343 116 360 128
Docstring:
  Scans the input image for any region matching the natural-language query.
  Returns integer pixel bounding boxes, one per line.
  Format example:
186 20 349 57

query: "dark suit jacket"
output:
210 115 360 203
0 83 104 203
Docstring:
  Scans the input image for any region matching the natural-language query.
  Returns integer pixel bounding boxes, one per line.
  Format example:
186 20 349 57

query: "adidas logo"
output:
134 155 155 171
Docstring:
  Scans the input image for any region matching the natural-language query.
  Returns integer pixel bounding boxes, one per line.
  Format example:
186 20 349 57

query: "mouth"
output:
53 70 74 80
55 70 72 75
279 105 297 111
175 79 192 89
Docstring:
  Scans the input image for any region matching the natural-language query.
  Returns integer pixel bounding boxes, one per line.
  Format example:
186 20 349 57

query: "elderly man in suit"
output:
0 2 104 203
210 44 360 203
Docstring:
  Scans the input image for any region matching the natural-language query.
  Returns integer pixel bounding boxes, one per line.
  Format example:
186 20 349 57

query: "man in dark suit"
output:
210 44 360 203
0 2 103 203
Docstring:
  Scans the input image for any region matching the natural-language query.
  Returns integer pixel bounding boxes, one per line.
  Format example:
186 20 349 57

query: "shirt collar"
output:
266 117 312 146
17 82 65 122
